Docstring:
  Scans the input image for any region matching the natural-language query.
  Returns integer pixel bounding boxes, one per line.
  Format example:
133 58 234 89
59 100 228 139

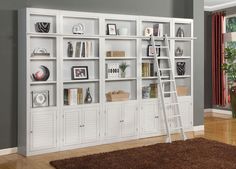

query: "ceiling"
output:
204 0 236 11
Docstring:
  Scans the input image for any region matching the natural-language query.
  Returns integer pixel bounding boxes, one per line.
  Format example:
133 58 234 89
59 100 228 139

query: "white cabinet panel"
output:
82 107 99 143
122 103 137 138
30 110 57 151
141 102 158 135
105 104 121 139
63 110 80 146
179 100 193 129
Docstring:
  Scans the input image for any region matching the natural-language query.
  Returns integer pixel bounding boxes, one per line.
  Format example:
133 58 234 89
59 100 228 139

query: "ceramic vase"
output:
176 62 185 75
176 27 185 37
67 42 73 57
84 88 92 104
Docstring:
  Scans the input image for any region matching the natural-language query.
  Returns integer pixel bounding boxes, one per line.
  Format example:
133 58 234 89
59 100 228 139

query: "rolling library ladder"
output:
150 34 187 143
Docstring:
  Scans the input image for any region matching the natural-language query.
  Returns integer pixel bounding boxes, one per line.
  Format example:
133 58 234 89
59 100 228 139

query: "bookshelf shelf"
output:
63 79 99 83
105 57 136 60
30 81 57 85
105 78 136 82
63 57 99 60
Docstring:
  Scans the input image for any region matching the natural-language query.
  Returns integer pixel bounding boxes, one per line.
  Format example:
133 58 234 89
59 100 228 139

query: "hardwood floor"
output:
0 115 236 169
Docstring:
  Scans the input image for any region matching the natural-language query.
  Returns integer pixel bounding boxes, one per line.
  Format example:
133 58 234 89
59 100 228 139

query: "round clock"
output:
72 23 85 34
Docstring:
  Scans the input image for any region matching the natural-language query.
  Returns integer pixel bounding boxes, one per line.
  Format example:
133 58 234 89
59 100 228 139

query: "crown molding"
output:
204 1 236 11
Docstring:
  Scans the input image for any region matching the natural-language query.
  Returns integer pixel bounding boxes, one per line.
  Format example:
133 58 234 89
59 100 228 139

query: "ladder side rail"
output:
164 36 186 140
150 35 171 142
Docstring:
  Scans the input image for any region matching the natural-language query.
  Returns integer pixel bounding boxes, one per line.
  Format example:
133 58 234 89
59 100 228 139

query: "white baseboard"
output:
204 108 232 115
193 125 204 132
0 147 17 156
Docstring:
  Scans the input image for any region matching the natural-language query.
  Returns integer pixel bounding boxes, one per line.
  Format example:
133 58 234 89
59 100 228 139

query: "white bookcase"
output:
18 8 194 156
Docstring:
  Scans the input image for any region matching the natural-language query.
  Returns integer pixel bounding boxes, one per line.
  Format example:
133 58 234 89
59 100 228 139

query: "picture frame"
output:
147 45 161 56
32 90 49 108
107 24 117 35
72 66 89 80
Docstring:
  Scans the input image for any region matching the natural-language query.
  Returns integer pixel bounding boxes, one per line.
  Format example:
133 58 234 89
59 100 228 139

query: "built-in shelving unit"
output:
18 8 194 156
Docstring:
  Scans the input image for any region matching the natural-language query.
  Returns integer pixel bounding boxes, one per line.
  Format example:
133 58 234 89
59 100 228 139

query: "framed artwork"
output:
72 66 89 80
107 24 117 35
147 45 161 56
32 90 49 108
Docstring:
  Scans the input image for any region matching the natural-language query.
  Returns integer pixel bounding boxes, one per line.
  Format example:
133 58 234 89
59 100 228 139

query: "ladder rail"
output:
163 36 186 140
150 34 187 142
150 35 171 142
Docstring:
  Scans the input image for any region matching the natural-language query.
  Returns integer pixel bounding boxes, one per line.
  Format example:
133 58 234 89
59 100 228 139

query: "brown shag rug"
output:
50 138 236 169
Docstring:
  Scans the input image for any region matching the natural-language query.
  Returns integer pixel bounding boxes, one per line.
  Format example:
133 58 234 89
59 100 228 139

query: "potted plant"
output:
222 47 236 118
119 62 129 78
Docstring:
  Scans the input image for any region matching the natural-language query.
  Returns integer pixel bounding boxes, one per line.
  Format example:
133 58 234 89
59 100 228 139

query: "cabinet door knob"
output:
155 116 159 118
120 120 124 123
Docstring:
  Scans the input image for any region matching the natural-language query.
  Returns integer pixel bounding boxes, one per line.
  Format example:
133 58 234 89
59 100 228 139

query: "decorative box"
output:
177 86 188 96
106 90 129 102
106 51 125 57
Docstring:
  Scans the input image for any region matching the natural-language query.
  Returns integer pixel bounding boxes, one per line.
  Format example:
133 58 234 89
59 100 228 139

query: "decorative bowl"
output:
35 22 50 33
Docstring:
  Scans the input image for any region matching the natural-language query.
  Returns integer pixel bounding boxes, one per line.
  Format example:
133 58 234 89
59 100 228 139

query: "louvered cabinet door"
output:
104 104 122 140
140 102 158 135
63 110 81 146
121 103 137 138
30 110 57 152
81 107 99 144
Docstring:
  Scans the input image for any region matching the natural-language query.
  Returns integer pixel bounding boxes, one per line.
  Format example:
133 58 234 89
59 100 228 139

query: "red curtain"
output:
212 12 226 106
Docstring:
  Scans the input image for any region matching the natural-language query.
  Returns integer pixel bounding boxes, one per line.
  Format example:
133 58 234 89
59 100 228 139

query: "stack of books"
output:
142 63 154 77
64 88 83 105
74 41 93 58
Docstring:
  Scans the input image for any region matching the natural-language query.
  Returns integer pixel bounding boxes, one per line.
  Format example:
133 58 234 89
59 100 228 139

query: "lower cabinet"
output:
179 99 193 129
104 102 137 140
63 106 99 147
30 109 57 152
140 101 161 137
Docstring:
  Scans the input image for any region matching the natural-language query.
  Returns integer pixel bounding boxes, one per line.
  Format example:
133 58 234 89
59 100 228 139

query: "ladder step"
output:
170 127 183 131
159 68 171 71
168 115 181 119
164 91 177 94
156 46 168 49
161 80 175 83
165 102 179 106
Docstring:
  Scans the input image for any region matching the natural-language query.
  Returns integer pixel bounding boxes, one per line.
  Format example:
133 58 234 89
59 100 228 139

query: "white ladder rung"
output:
168 115 181 119
165 102 179 106
170 127 183 131
164 91 176 94
159 68 171 71
162 80 175 82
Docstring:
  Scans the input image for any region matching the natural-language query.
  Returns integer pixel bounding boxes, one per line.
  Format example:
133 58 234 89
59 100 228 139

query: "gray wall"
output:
193 0 204 125
204 12 213 109
0 0 204 149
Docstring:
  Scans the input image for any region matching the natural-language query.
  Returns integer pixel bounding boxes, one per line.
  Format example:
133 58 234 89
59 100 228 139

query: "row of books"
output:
71 41 94 58
142 63 154 77
64 88 83 105
142 83 158 99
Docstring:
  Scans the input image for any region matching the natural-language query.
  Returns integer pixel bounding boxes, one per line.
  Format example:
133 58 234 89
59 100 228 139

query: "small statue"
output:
176 27 185 37
84 88 92 104
67 42 73 57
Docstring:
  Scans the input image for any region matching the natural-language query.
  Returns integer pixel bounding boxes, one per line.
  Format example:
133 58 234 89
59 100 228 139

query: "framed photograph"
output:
72 66 89 80
107 24 117 35
32 90 49 108
147 45 161 56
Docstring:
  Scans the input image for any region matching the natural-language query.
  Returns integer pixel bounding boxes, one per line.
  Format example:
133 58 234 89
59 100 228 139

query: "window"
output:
224 15 236 107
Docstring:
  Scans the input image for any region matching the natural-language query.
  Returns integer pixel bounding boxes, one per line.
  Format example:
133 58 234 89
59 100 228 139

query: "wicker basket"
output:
106 91 129 102
177 86 188 96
